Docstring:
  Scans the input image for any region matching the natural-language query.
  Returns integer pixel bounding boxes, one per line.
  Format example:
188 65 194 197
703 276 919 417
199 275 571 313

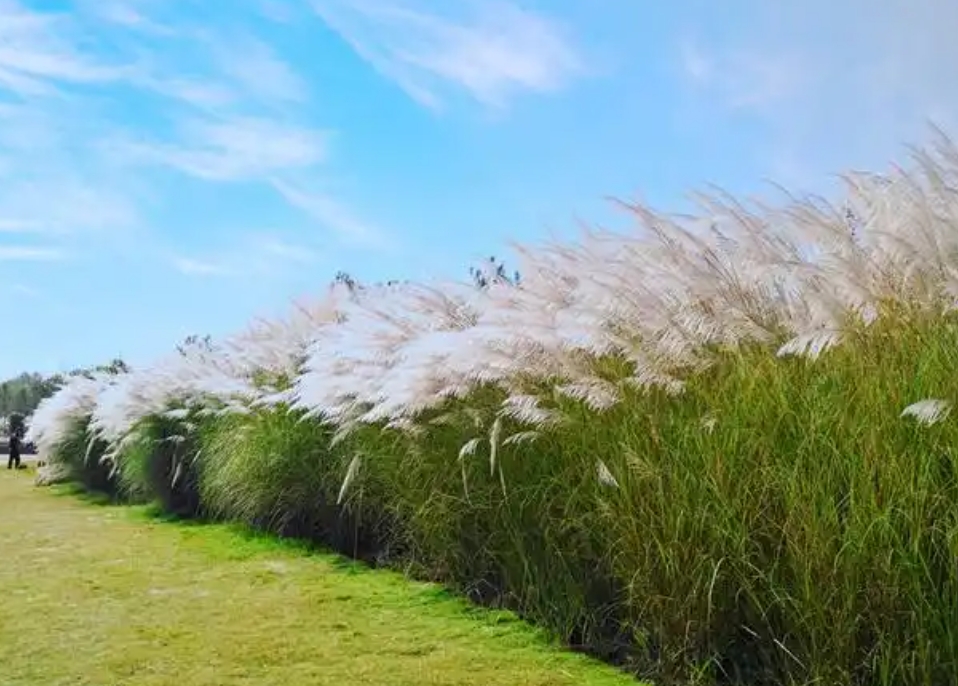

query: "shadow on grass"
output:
47 482 121 508
44 478 373 563
122 498 532 627
37 478 627 672
130 501 383 569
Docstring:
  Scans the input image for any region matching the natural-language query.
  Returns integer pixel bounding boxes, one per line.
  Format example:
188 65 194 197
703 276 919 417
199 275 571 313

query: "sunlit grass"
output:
0 471 638 686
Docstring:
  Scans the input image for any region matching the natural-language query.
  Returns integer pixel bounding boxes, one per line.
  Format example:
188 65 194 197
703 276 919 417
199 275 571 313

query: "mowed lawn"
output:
0 471 638 686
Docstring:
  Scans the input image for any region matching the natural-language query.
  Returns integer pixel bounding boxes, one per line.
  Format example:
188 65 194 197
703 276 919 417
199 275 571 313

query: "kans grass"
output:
26 131 958 684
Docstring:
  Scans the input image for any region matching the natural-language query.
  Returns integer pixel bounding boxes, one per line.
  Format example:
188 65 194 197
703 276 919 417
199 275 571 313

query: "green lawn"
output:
0 470 639 686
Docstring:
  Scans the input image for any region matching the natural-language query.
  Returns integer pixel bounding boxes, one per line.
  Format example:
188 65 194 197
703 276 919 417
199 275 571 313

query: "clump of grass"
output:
47 416 116 496
197 407 395 562
113 413 203 516
556 308 958 683
323 308 958 684
340 389 629 662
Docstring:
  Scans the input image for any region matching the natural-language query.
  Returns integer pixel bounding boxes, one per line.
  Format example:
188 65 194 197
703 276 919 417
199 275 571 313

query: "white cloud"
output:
172 256 234 277
271 178 389 248
0 245 67 261
258 0 297 23
170 233 322 279
678 40 711 84
309 0 582 109
125 116 330 181
679 38 803 111
141 77 238 110
209 34 309 104
0 0 389 282
11 283 42 298
85 1 174 35
0 1 127 95
0 220 46 234
0 173 142 238
0 3 147 255
260 238 320 264
680 0 958 171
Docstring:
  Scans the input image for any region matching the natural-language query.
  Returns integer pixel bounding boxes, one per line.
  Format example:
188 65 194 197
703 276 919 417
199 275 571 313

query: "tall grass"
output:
197 407 395 560
583 309 958 683
112 413 202 516
44 415 115 494
26 130 958 684
28 374 117 492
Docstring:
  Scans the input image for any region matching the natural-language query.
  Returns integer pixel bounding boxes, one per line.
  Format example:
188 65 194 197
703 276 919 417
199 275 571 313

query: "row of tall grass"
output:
28 132 958 684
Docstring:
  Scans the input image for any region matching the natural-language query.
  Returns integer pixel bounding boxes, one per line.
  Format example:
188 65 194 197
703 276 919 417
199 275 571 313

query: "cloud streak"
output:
170 233 322 279
679 38 804 111
271 178 389 249
172 256 235 277
208 33 310 105
124 116 330 182
0 245 67 261
679 0 958 176
309 0 582 109
0 0 392 281
0 1 132 97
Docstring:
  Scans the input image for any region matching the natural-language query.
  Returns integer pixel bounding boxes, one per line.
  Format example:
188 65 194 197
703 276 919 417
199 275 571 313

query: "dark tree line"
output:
0 373 64 417
0 358 130 418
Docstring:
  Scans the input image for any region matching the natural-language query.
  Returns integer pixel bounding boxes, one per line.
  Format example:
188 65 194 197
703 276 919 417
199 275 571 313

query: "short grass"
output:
0 470 639 686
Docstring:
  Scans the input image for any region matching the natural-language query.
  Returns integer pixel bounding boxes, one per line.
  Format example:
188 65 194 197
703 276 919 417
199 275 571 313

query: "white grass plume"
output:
29 127 958 471
901 399 952 426
27 373 114 456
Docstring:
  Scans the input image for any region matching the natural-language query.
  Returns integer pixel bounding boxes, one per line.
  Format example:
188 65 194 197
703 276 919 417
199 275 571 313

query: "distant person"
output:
7 433 21 470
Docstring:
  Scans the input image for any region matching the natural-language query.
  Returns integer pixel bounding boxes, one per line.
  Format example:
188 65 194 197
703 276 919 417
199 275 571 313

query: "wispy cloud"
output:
170 233 322 279
679 0 958 170
0 1 127 95
258 0 297 23
309 0 582 109
0 2 147 256
272 178 389 248
80 0 177 36
0 245 67 262
124 116 330 181
11 283 42 298
172 256 235 277
0 170 143 239
0 220 46 234
140 77 237 110
679 37 803 111
259 238 320 264
0 0 390 282
207 33 309 105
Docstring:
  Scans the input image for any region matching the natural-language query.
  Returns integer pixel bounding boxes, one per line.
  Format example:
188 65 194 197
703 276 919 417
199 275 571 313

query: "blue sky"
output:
1 0 955 378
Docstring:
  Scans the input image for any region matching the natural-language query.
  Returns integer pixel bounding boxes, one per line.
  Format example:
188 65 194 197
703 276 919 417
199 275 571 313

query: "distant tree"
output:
69 357 130 380
176 334 214 357
0 372 67 417
98 358 131 375
7 412 25 440
328 258 519 299
333 271 359 292
14 386 28 413
470 256 520 290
